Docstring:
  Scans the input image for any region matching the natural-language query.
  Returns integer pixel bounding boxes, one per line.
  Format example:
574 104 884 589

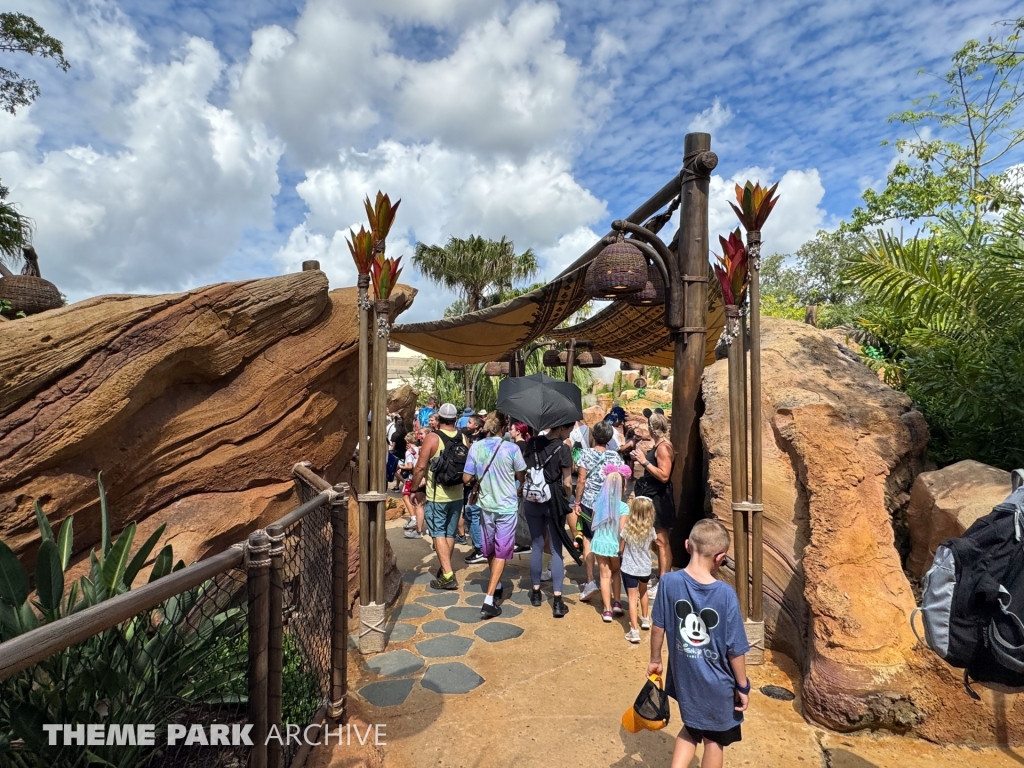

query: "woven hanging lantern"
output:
634 376 648 389
585 241 647 298
444 361 465 371
575 350 606 368
0 275 63 316
542 349 567 367
484 361 509 377
625 267 665 306
620 360 638 371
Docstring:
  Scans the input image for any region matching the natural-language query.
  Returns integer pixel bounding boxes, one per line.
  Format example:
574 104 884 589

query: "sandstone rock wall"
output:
0 273 413 616
702 317 1024 744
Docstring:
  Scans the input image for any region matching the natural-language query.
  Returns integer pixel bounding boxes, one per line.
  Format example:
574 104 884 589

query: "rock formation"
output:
387 383 418 428
905 460 1012 580
702 317 1024 744
0 272 414 614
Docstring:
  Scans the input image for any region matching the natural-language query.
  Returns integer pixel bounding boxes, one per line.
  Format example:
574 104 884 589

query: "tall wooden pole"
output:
565 338 577 384
748 231 764 623
671 132 716 564
725 306 749 619
371 300 390 607
357 275 371 612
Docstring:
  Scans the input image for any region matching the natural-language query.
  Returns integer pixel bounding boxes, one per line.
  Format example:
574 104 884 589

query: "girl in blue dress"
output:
590 464 630 623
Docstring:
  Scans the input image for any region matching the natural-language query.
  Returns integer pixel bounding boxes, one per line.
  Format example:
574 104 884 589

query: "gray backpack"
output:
912 469 1024 696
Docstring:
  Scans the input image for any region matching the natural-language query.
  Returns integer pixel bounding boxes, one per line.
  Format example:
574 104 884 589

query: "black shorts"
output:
683 723 742 747
621 571 651 590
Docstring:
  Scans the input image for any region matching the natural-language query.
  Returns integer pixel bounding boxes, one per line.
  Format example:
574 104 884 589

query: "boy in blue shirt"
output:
648 519 750 768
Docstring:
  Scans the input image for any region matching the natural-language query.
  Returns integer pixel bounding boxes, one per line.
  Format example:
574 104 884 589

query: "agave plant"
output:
713 229 749 307
363 191 401 254
345 225 374 275
730 181 779 233
370 253 403 301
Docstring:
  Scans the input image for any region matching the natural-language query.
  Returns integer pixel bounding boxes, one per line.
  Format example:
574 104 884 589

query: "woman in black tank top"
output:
630 414 675 577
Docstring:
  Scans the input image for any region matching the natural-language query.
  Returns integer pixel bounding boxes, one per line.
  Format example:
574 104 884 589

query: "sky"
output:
1 0 1020 322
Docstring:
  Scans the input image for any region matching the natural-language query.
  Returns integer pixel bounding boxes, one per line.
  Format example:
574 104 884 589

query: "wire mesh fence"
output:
0 466 348 768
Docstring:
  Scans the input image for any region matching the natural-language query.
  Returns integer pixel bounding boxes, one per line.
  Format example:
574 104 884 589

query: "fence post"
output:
330 483 350 724
247 530 271 768
267 526 286 768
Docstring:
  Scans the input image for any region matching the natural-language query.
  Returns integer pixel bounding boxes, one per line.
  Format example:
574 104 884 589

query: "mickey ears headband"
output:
602 463 632 478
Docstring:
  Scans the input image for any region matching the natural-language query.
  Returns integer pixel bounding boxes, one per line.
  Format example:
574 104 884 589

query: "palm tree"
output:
413 235 538 313
0 186 32 273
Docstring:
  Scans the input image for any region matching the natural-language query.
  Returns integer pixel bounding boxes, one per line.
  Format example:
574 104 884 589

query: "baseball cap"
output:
438 403 458 419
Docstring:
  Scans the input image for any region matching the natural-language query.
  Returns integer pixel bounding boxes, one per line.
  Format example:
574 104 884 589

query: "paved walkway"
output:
316 520 1024 767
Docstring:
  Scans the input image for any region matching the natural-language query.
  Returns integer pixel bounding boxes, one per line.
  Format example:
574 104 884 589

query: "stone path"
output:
318 520 1024 768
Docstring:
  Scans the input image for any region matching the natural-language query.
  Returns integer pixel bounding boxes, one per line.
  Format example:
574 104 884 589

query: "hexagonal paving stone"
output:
364 649 423 678
416 592 460 608
402 571 433 585
421 619 460 634
359 678 415 708
391 603 430 621
443 606 483 623
415 635 474 658
474 622 524 643
420 662 484 694
386 622 417 643
509 589 539 606
462 578 513 594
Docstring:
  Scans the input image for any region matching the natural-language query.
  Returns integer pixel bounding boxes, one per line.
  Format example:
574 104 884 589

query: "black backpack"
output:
430 431 468 488
913 469 1024 697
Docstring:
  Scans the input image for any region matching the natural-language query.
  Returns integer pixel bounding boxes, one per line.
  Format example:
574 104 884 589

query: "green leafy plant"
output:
363 191 401 254
730 181 779 232
370 253 403 301
345 225 374 276
713 229 749 307
0 474 249 768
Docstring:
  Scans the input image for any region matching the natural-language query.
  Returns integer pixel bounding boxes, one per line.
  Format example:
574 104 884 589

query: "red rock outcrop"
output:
0 272 414 616
702 317 1024 744
906 460 1012 580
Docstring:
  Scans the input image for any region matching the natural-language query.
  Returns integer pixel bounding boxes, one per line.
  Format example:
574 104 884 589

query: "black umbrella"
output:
496 373 583 433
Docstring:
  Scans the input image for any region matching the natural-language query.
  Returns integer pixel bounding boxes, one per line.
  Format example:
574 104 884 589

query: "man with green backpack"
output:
411 403 469 590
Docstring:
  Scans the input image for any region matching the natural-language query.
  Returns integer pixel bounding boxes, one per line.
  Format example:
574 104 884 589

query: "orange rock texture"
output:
0 272 414 617
702 317 1024 744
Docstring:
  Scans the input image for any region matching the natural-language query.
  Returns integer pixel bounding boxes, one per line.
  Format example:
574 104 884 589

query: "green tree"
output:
848 16 1024 232
844 213 1024 468
0 13 70 267
413 235 538 313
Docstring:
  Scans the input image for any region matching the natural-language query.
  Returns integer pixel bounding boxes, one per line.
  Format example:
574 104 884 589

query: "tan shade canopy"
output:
391 171 725 366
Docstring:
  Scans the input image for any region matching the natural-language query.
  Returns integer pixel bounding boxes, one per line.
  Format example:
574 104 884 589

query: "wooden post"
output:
739 310 751 614
266 529 284 768
565 338 577 384
724 307 749 620
330 483 350 723
671 132 716 564
247 530 271 768
357 274 371 612
371 300 390 608
748 231 764 623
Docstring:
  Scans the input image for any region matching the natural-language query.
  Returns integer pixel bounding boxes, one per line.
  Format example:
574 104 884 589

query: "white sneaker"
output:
579 581 599 602
647 581 658 600
404 517 417 530
625 628 641 644
640 615 651 631
403 529 423 539
540 569 552 582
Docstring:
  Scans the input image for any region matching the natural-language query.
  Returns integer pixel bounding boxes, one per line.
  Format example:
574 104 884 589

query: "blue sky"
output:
1 0 1019 321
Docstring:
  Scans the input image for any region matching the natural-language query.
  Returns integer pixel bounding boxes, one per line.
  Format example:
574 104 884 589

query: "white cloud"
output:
688 98 733 134
2 33 282 299
708 166 829 256
535 225 601 279
591 29 627 70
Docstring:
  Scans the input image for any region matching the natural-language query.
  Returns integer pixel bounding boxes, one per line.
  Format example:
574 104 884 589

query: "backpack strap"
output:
1013 469 1023 493
963 670 981 701
430 431 454 493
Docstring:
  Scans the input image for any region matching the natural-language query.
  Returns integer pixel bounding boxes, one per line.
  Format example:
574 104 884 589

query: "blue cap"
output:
462 407 474 415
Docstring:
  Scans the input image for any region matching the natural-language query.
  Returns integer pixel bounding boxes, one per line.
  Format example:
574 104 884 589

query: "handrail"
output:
293 463 332 492
0 546 244 680
266 488 330 536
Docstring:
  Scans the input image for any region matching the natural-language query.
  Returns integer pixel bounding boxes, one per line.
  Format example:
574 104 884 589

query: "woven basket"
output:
586 242 647 298
542 349 567 367
0 275 63 316
483 361 509 377
620 360 638 371
574 350 606 368
625 269 665 306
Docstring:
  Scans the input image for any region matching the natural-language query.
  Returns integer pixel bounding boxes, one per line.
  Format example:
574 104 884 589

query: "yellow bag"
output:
622 674 670 732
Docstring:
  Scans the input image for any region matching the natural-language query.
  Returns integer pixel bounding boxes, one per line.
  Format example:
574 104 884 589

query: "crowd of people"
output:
387 396 679 639
388 395 752 764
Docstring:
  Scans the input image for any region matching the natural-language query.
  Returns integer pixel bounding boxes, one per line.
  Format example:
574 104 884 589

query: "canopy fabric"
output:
546 282 726 368
390 171 725 366
391 264 590 364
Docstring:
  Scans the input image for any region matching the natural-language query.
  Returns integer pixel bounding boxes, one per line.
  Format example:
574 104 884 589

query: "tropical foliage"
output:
843 213 1024 468
731 181 779 233
713 229 748 307
413 235 538 313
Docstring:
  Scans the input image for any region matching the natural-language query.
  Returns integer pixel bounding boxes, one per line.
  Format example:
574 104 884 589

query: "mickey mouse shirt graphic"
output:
652 570 750 732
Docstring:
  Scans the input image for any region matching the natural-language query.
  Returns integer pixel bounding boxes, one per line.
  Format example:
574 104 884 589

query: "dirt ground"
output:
313 519 1024 768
